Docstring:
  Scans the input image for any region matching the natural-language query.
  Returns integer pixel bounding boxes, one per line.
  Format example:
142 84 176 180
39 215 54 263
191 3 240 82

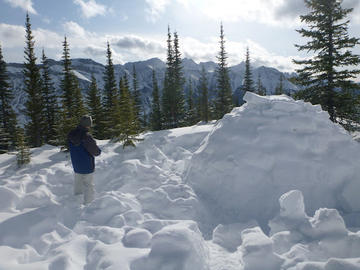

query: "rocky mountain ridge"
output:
6 57 298 124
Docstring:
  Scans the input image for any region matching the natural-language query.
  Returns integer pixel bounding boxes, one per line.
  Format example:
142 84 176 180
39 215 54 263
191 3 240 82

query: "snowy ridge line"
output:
1 93 360 269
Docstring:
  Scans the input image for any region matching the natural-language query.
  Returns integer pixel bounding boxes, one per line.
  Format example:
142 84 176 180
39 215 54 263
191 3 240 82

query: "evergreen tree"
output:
162 27 174 129
0 44 18 150
103 42 120 138
60 36 73 116
58 37 82 147
150 70 162 130
123 73 140 132
142 106 148 130
57 108 75 149
123 73 130 92
172 31 186 126
195 94 202 123
162 27 185 128
335 85 360 130
293 0 360 123
215 23 233 119
16 128 30 167
117 76 140 147
243 47 255 93
199 65 210 122
132 64 142 129
185 79 197 125
0 126 11 154
71 73 87 119
40 49 58 144
23 13 44 147
256 74 266 96
86 74 105 139
275 74 284 95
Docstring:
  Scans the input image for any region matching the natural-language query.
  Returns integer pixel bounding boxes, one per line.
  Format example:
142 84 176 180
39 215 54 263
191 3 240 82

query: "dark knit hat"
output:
80 115 93 127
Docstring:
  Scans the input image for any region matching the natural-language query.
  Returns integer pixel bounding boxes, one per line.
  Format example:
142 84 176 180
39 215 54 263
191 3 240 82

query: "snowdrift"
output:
186 92 360 228
1 92 360 269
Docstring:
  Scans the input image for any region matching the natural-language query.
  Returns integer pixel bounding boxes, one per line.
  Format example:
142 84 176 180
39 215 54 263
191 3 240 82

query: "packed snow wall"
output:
186 92 360 228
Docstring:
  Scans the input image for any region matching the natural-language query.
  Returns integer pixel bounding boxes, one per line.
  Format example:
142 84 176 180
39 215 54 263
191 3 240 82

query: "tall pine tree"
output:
215 23 233 119
294 0 360 123
0 126 11 154
185 79 197 125
162 27 185 128
132 64 142 130
71 73 86 119
41 49 58 144
118 76 139 147
161 27 174 129
60 36 73 117
199 65 210 122
0 44 18 150
23 13 44 147
86 74 105 139
243 47 255 93
58 37 83 147
103 42 120 138
16 127 30 167
150 70 162 131
172 31 186 126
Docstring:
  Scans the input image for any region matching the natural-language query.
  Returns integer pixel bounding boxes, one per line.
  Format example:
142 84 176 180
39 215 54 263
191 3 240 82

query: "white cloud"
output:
347 0 360 25
113 35 164 53
4 0 37 14
181 36 298 72
63 21 87 37
73 0 108 18
145 0 170 22
83 45 106 57
0 23 25 48
34 28 63 48
42 17 51 24
0 21 299 72
0 23 63 49
144 0 360 28
144 0 302 27
144 0 287 26
201 0 304 27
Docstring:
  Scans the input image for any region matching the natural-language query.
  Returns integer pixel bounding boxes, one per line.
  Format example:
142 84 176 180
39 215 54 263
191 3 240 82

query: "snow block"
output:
270 191 347 239
241 227 284 270
279 190 307 219
80 194 131 225
310 208 347 238
137 186 199 220
122 228 152 248
269 190 312 237
212 220 258 252
131 221 209 270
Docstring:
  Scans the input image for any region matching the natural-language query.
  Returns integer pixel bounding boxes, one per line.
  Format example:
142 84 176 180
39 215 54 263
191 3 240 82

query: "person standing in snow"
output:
68 115 101 204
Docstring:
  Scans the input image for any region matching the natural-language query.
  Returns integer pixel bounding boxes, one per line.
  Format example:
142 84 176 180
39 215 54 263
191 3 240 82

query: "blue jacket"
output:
68 126 101 174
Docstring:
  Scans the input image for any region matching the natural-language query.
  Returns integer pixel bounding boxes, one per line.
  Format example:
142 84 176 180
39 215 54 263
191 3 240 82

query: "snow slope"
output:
1 92 360 270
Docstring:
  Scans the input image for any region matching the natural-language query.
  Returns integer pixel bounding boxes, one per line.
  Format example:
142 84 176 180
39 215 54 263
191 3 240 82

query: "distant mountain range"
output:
6 57 298 124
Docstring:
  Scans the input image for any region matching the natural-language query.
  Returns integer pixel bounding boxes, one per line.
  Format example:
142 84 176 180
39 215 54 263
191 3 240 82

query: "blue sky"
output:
1 0 360 72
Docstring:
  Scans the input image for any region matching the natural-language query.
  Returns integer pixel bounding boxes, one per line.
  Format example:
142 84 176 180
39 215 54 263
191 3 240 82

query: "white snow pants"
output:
74 173 94 204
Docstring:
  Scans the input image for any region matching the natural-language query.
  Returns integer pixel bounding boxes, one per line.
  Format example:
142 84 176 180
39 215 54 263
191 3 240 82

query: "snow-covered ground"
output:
1 92 360 270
